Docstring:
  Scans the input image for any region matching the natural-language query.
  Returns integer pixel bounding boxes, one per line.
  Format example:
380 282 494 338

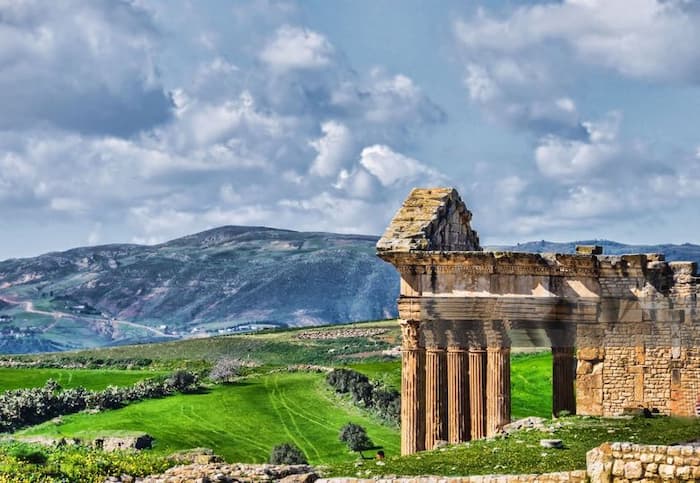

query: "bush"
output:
6 443 47 465
0 370 192 433
339 423 373 452
167 370 198 392
269 442 308 465
209 358 241 383
326 368 400 425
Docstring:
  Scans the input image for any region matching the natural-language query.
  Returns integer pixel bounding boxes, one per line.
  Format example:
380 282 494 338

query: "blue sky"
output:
1 0 699 259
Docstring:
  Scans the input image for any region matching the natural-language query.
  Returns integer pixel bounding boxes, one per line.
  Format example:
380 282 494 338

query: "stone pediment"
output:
377 187 481 253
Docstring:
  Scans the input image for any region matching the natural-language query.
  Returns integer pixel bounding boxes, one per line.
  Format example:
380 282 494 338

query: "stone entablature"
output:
377 187 700 456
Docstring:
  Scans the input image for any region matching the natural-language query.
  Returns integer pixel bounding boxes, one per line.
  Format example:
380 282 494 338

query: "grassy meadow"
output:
3 320 697 480
0 367 164 392
17 372 400 464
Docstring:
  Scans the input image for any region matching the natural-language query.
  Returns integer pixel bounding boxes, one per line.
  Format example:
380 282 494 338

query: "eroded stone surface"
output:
378 187 700 455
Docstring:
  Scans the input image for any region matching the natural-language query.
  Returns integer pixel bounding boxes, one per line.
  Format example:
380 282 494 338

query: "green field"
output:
0 367 163 392
18 372 400 464
10 320 400 370
349 351 554 419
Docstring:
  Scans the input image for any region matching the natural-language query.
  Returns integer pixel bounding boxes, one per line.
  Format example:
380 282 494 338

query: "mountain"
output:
0 226 398 353
492 239 700 262
1 228 699 355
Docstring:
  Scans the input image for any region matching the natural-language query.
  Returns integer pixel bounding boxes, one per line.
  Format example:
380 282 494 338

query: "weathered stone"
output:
623 461 643 479
658 464 675 479
378 187 700 455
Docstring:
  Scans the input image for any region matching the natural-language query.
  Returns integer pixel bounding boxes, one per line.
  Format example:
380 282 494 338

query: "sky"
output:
1 0 700 259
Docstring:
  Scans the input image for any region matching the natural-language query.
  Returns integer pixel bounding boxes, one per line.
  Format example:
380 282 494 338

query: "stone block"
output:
624 461 643 479
676 466 691 478
658 464 675 479
612 459 625 476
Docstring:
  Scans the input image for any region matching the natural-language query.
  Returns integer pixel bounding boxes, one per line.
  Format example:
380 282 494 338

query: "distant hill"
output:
1 228 699 354
491 240 700 263
0 226 398 353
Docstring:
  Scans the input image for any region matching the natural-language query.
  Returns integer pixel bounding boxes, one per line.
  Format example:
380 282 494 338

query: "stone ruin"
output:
377 187 700 455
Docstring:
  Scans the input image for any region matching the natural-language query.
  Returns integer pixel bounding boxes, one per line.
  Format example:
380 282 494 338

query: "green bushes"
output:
0 372 198 433
326 368 400 425
339 423 374 452
0 442 172 482
269 443 308 465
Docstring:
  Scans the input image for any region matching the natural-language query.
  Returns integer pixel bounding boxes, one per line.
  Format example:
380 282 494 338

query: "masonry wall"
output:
587 442 700 481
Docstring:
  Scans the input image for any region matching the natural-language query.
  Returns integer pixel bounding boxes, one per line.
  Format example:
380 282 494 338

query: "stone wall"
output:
587 442 700 481
317 472 587 483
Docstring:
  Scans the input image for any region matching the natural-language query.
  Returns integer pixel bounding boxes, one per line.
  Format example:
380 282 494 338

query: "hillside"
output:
1 225 699 355
0 226 398 353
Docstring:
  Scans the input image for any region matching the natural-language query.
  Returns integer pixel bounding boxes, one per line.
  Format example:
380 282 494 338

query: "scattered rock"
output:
113 463 318 483
540 439 564 449
503 417 547 434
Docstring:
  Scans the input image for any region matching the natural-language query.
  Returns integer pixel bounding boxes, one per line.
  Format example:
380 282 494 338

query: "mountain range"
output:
0 226 698 354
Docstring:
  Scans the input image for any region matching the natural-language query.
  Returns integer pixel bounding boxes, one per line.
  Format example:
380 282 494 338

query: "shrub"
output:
209 358 241 383
269 442 308 465
167 370 198 392
339 423 373 452
326 368 400 425
6 443 48 465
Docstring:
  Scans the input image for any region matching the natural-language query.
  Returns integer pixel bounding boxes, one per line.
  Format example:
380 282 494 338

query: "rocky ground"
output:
106 463 318 483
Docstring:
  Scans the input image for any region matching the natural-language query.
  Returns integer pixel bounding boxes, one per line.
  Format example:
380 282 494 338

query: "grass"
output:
6 320 696 479
18 372 400 465
326 415 700 477
13 320 400 369
0 367 163 392
348 352 554 419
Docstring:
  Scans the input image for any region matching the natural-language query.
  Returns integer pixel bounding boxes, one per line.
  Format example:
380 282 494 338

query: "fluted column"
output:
552 346 576 417
425 348 448 449
486 347 511 436
400 319 425 455
469 347 487 439
447 346 470 443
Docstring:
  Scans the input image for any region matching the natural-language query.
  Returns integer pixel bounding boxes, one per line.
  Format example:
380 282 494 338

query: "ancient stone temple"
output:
377 187 700 455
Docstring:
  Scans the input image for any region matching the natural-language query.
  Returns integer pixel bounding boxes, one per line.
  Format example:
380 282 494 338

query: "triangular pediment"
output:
377 187 481 253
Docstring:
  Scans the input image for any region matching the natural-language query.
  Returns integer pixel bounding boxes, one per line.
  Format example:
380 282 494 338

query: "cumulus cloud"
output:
309 121 353 177
260 25 334 71
359 145 444 187
0 0 171 136
0 1 446 254
451 0 700 243
455 0 700 83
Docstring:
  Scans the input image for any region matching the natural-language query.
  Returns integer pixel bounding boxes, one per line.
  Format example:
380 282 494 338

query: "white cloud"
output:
260 25 334 71
359 145 443 187
455 0 700 83
0 2 447 255
0 0 171 135
535 112 621 179
309 121 353 177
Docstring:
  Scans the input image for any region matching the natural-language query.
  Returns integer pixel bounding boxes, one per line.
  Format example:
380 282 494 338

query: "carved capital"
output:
400 319 422 350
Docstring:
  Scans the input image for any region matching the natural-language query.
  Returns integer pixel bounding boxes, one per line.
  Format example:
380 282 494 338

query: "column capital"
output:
400 319 422 350
447 345 468 353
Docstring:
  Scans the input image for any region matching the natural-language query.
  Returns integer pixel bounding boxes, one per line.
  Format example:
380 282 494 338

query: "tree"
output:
339 423 373 453
209 358 241 383
167 370 198 392
269 442 308 465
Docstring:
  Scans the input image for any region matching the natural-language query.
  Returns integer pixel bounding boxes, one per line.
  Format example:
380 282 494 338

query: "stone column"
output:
469 347 487 440
425 347 448 449
552 346 576 417
486 347 511 436
447 346 469 443
401 319 425 455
